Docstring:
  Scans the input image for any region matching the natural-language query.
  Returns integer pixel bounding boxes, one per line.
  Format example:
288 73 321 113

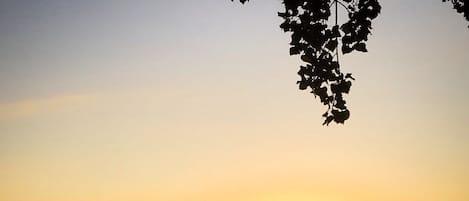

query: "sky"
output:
1 0 469 201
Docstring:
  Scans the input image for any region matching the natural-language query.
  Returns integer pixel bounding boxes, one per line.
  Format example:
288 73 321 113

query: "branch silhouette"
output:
444 0 469 27
232 0 467 125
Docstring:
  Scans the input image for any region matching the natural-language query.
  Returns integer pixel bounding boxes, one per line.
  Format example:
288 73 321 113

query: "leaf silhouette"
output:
232 0 469 125
234 0 381 125
353 43 368 52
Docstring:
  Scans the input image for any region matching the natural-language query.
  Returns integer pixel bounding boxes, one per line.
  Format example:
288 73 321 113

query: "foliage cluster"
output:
233 0 381 125
444 0 469 27
233 0 467 125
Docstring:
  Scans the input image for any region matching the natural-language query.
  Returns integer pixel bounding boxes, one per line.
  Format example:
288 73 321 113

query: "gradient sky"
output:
1 1 469 201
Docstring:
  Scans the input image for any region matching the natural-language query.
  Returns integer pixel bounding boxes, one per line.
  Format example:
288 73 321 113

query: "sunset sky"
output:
1 0 469 201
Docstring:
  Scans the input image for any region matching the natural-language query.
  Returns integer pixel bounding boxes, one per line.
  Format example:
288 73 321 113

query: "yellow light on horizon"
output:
239 191 344 201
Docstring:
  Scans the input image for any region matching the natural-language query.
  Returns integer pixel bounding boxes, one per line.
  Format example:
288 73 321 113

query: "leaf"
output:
301 54 314 63
353 42 368 52
332 25 341 37
322 111 329 117
280 21 290 31
331 80 351 94
345 73 355 80
330 61 339 70
335 98 347 110
297 80 308 90
290 46 301 55
325 39 338 52
278 12 288 18
342 44 353 54
340 23 353 34
323 115 334 126
231 0 249 4
332 109 350 124
297 66 310 76
343 81 352 94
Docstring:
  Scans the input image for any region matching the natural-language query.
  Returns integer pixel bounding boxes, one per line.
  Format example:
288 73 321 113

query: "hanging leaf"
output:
353 42 368 52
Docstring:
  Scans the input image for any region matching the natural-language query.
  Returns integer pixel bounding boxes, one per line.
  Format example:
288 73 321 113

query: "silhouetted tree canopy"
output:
444 0 469 27
232 0 467 125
